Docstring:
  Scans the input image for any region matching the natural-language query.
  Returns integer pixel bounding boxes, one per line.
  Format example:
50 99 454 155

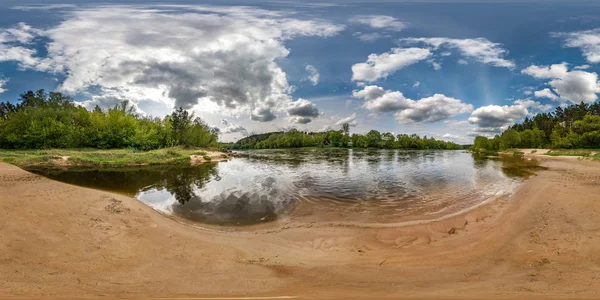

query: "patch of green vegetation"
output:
193 151 206 155
531 150 537 154
546 149 595 157
513 150 525 156
471 148 499 156
0 147 220 168
0 90 219 150
203 155 212 161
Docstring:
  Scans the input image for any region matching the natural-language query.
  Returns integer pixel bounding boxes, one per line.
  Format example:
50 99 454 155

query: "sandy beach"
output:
1 155 600 299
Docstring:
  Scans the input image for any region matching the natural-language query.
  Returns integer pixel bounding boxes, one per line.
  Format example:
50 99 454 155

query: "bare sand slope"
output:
1 157 600 299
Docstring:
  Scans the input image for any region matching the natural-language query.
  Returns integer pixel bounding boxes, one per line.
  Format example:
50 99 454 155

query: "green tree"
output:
341 123 350 136
366 130 382 148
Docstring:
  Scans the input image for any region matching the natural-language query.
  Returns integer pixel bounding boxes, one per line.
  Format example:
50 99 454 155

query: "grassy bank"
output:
544 149 600 160
0 147 227 168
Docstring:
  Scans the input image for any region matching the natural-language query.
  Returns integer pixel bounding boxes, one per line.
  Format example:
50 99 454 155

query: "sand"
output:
1 154 600 299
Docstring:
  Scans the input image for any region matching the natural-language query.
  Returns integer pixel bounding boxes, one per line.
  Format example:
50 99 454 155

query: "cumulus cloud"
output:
413 81 420 87
353 85 411 112
351 47 431 82
394 94 473 123
400 37 515 69
0 77 7 94
251 107 277 122
304 65 319 85
353 85 472 123
287 98 319 117
468 101 535 136
533 88 559 101
513 98 553 112
554 29 600 63
0 5 345 122
349 15 406 32
220 119 249 135
289 116 313 124
334 112 358 126
522 62 600 103
286 98 320 123
575 65 591 70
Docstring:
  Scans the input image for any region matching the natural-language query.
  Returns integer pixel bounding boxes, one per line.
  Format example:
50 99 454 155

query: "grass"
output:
546 149 595 157
0 147 221 168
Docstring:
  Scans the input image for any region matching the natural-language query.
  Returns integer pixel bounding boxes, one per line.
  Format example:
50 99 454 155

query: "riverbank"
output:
1 156 600 299
0 147 230 168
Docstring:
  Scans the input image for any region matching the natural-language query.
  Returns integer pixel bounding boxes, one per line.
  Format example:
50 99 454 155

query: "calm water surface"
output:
28 149 542 226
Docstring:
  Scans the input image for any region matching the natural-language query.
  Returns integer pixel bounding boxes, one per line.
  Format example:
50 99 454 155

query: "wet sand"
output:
1 155 600 299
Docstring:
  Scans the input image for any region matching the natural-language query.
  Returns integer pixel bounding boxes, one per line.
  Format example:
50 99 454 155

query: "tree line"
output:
233 126 462 150
0 90 219 150
473 101 600 151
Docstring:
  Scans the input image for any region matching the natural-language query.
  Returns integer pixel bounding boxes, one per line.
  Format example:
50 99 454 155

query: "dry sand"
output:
1 155 600 299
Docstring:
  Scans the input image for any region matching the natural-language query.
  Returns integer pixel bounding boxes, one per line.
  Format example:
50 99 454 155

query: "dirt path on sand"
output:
1 156 600 299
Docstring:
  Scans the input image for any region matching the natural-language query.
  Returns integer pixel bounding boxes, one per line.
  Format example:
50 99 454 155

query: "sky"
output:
1 1 600 143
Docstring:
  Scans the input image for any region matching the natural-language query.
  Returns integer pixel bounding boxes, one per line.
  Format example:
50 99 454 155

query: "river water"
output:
27 149 542 226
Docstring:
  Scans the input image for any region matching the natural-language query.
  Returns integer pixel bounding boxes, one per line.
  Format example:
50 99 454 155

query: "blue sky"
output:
1 1 600 143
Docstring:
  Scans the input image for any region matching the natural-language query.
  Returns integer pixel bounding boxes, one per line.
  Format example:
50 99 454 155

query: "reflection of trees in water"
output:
470 153 544 178
152 164 217 204
28 164 218 202
471 153 491 169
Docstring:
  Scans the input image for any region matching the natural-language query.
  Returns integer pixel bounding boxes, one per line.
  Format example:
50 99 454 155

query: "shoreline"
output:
2 155 600 299
0 147 231 168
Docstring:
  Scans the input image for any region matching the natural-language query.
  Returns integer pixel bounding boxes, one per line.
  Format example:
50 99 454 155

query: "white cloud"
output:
351 47 431 82
0 77 7 94
0 22 40 68
413 81 420 87
304 65 319 85
522 62 600 103
468 100 536 136
353 32 390 42
575 64 591 70
457 59 469 65
220 119 249 135
334 112 358 126
289 116 313 124
353 86 411 112
400 37 515 69
513 98 553 112
533 88 559 101
349 15 406 32
320 112 359 132
286 98 320 123
0 5 345 122
394 94 473 123
353 85 472 123
554 29 600 63
429 60 442 70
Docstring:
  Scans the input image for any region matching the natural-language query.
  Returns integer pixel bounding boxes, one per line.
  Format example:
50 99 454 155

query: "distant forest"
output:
231 125 463 150
473 101 600 151
0 90 219 150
